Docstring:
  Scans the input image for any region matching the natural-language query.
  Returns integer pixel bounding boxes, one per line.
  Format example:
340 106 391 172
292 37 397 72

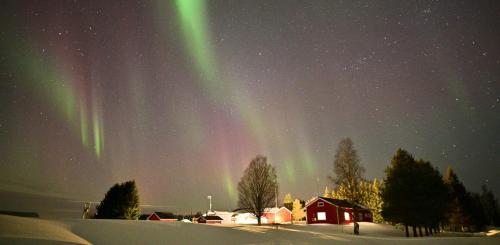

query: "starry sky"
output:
1 0 499 212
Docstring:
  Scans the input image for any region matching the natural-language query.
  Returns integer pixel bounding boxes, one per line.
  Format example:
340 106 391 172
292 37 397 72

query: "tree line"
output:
382 148 500 236
90 137 499 236
327 138 500 237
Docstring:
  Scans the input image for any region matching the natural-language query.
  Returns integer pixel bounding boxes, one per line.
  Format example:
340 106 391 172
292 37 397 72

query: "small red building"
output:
197 215 224 224
139 212 161 221
139 212 177 222
262 207 292 224
305 197 372 224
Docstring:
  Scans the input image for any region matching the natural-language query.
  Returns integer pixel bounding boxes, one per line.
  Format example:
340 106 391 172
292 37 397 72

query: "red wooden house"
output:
262 207 292 224
305 197 372 224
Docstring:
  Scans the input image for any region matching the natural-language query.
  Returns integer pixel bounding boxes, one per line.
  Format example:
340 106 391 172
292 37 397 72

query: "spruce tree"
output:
444 167 469 231
480 185 500 227
467 192 487 231
95 180 140 219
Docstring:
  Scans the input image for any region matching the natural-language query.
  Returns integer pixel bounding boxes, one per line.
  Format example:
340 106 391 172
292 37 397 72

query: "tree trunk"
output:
413 226 418 237
257 215 261 226
418 226 423 237
405 224 409 237
424 226 429 236
429 226 433 235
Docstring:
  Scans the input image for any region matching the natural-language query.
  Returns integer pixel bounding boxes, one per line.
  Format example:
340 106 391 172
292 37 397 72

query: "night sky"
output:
1 0 499 212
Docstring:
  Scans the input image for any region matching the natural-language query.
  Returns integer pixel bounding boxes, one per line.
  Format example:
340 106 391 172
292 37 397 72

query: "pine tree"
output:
480 185 500 227
95 180 140 219
415 160 448 235
283 193 293 211
444 167 490 232
329 137 365 203
467 192 487 231
382 150 449 237
444 166 469 231
292 199 305 221
381 149 417 237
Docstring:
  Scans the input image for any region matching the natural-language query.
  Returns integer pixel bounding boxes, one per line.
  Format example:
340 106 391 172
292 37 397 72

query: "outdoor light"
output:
344 212 350 221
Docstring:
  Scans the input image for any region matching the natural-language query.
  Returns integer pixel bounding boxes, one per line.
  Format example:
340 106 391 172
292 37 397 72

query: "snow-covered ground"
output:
1 214 499 244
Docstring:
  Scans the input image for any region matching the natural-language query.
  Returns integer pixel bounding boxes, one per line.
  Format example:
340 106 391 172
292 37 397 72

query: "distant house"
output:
210 211 234 224
232 212 263 224
198 215 224 224
139 212 177 222
231 207 291 224
155 212 178 222
262 207 292 224
305 197 372 224
139 212 161 221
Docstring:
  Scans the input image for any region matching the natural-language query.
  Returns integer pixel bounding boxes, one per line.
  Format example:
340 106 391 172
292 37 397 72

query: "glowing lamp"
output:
344 212 350 221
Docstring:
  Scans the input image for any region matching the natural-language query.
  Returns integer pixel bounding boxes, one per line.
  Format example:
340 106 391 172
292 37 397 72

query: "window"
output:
317 202 324 207
344 212 350 221
317 212 326 221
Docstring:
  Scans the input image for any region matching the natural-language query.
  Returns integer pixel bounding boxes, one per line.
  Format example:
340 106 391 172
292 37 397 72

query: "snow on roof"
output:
263 207 291 213
202 215 224 221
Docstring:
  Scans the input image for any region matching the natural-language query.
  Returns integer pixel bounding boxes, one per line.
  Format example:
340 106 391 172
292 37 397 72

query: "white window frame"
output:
317 212 326 221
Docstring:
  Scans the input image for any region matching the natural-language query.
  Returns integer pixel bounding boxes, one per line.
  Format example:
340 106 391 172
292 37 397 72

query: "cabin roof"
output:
305 196 370 210
201 215 224 221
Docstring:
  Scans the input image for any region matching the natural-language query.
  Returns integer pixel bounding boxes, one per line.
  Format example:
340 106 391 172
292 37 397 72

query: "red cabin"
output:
305 197 372 224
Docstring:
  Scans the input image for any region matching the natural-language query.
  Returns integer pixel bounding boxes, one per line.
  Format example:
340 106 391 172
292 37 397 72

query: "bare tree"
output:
237 155 278 225
328 137 365 203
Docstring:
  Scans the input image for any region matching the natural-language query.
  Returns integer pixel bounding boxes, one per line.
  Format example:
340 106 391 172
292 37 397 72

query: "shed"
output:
139 212 161 221
139 212 177 222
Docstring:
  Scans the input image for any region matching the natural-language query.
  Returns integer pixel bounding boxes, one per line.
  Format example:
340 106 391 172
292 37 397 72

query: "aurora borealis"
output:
1 0 499 212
